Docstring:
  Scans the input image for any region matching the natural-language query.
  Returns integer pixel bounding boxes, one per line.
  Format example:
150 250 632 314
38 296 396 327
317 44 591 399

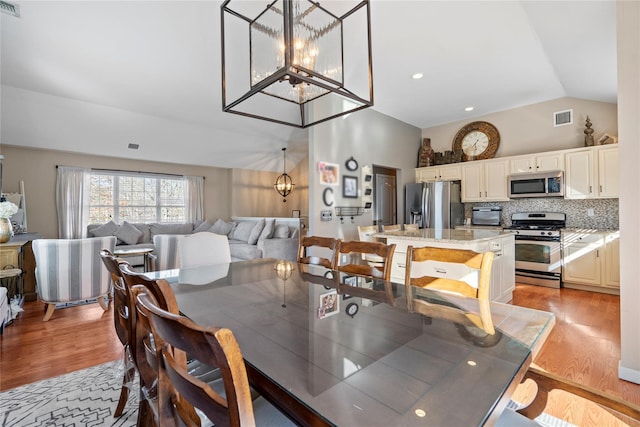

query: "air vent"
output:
128 143 140 150
553 109 573 127
0 1 20 17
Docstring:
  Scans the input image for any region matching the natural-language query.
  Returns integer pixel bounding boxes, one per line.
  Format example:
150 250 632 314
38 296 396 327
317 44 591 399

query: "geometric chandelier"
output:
274 147 294 202
221 0 373 128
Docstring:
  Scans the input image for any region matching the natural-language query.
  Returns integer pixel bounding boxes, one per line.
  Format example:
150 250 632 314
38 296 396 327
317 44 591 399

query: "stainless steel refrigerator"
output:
405 181 463 229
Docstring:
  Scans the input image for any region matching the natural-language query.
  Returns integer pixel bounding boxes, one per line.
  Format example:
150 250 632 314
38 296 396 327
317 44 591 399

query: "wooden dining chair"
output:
382 224 401 232
119 263 198 426
404 223 419 231
404 246 495 334
356 225 385 266
334 241 396 281
298 236 341 269
99 249 136 418
136 290 295 427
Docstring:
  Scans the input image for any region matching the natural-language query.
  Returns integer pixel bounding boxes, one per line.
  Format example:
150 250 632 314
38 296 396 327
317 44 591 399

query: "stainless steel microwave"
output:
508 170 564 198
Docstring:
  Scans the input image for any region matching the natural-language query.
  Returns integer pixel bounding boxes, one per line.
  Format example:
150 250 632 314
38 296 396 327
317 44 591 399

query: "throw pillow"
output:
91 220 119 237
210 219 235 236
193 220 213 233
273 224 290 239
115 221 143 245
258 219 276 241
247 218 266 245
230 221 255 243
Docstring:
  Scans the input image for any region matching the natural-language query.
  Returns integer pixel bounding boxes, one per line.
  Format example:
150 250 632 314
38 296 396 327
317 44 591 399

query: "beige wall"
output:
617 0 640 384
230 155 309 218
422 97 618 157
0 145 231 238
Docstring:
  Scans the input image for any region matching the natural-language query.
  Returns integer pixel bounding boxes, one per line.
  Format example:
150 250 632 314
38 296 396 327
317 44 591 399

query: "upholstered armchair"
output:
32 236 117 321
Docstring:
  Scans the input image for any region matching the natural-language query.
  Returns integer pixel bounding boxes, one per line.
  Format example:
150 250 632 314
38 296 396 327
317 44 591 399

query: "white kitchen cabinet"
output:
597 147 619 198
510 152 564 173
461 159 509 202
603 231 620 288
565 146 619 199
489 234 515 303
415 164 461 182
562 230 619 293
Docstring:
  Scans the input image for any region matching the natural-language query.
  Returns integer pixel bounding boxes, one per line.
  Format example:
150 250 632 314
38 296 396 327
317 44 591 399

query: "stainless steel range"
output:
506 212 566 288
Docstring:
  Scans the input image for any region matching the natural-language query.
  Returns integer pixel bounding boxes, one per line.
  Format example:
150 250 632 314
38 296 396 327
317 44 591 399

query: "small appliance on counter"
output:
471 206 502 226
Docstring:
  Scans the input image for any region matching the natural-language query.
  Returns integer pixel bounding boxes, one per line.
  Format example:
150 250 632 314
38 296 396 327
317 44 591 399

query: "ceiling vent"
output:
553 109 573 127
0 1 20 17
128 143 139 150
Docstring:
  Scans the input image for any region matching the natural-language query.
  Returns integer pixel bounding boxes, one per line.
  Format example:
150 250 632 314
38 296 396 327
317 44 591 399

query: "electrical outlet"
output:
587 208 595 217
320 210 333 221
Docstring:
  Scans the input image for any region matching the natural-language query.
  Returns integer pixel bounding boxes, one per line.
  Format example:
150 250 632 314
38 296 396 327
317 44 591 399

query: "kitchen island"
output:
376 228 515 303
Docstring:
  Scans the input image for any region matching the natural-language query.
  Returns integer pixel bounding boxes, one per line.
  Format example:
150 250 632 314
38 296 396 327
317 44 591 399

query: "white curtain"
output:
184 175 204 222
56 166 91 239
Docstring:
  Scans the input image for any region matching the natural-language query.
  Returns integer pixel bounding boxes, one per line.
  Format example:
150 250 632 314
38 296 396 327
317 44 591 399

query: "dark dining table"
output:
146 258 555 426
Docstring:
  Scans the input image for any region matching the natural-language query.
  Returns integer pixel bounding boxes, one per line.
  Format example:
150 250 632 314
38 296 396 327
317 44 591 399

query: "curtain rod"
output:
56 165 205 179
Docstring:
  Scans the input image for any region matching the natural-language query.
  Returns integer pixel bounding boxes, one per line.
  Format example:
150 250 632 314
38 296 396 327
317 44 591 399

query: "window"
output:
89 171 186 224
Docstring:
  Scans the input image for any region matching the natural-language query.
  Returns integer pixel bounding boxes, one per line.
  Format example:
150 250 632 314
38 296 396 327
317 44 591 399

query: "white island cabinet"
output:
378 229 515 303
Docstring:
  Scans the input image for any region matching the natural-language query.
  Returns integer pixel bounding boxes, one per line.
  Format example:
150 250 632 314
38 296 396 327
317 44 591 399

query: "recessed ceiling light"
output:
465 106 474 112
412 73 423 80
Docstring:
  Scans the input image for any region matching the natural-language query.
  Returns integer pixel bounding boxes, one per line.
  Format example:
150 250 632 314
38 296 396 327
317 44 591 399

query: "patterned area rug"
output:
0 360 574 427
0 361 137 427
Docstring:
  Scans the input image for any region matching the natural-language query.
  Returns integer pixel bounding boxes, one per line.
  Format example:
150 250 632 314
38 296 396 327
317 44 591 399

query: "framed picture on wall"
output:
318 162 339 185
343 175 358 198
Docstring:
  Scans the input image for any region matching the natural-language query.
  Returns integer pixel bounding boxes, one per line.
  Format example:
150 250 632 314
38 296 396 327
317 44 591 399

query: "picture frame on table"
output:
343 175 358 198
317 290 339 319
292 210 300 218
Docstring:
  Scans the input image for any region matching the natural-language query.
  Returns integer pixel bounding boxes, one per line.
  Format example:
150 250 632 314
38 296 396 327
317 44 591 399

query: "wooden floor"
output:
1 284 639 426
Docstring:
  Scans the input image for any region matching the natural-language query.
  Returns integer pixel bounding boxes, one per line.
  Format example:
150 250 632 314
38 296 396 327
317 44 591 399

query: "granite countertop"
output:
562 228 620 233
375 228 513 243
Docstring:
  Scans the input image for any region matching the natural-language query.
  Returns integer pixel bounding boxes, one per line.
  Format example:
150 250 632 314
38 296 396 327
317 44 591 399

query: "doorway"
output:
373 165 397 227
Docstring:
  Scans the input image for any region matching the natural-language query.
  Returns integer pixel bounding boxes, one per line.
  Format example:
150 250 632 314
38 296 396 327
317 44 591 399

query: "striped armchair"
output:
151 234 184 271
33 236 116 321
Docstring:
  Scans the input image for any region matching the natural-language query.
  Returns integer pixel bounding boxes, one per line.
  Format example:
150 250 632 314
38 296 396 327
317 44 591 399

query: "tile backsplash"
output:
466 198 619 230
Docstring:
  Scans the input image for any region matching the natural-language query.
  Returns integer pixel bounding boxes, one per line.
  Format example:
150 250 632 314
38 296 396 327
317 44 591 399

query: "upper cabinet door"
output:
565 150 595 199
598 147 619 198
536 153 565 172
510 153 564 174
484 159 510 201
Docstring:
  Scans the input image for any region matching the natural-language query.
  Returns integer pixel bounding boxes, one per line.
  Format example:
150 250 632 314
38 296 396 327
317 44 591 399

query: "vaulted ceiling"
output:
0 1 617 172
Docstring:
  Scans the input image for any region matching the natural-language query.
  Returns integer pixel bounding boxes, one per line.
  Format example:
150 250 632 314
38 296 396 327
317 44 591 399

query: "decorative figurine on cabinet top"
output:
418 138 435 167
584 116 595 147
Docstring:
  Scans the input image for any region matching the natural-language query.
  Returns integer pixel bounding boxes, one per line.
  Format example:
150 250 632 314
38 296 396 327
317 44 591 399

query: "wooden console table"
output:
0 233 41 302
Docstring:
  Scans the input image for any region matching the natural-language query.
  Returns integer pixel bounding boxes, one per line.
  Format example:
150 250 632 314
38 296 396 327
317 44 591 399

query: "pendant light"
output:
221 0 373 128
274 147 294 202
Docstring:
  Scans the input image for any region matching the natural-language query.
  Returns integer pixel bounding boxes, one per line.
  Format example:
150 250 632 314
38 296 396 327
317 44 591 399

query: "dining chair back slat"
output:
334 241 396 281
136 291 257 427
298 236 341 269
99 249 135 418
405 246 495 334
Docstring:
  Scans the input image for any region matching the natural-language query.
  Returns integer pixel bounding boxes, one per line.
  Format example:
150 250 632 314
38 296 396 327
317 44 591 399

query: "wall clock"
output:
345 156 359 171
452 121 500 161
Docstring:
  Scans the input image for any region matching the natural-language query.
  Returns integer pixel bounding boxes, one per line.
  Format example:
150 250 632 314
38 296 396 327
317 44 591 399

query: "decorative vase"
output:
0 218 13 243
584 116 595 147
418 138 435 167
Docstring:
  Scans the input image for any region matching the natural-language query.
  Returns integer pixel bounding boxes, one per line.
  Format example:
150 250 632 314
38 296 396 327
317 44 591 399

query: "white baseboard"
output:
618 361 640 384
